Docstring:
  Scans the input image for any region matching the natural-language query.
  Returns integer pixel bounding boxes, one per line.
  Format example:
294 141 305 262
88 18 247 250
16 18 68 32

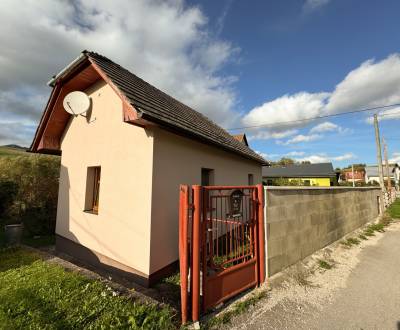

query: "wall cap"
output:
264 186 381 191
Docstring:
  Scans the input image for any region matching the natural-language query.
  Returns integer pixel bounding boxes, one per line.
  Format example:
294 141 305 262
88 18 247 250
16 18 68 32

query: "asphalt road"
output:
231 222 400 330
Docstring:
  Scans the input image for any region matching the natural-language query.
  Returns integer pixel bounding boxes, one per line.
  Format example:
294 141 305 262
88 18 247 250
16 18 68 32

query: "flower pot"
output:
4 223 23 246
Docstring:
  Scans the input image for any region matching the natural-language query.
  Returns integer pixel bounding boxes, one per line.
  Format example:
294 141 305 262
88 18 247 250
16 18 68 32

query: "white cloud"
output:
245 54 400 138
0 0 240 145
243 92 330 128
310 121 338 133
295 152 356 163
389 152 400 164
280 133 323 145
247 129 298 141
286 151 306 157
365 107 400 124
327 54 400 112
303 0 331 13
326 55 400 113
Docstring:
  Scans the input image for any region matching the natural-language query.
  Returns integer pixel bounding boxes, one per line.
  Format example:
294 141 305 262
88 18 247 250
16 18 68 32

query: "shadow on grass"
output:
0 247 40 272
2 287 72 329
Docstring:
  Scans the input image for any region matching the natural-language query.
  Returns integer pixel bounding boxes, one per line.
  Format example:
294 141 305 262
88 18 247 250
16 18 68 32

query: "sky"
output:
1 0 400 168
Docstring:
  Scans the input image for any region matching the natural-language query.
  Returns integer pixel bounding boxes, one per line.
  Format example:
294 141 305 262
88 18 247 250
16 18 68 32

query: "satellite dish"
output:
63 91 90 116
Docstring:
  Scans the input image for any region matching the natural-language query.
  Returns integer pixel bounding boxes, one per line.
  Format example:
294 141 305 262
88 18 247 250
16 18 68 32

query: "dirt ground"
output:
222 221 400 330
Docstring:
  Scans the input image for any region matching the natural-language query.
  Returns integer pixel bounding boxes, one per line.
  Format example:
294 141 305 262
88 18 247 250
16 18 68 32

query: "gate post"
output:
192 185 202 322
257 184 266 283
178 185 189 324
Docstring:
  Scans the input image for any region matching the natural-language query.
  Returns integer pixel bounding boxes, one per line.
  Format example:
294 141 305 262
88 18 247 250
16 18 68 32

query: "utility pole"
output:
383 138 392 192
352 164 355 187
373 114 385 192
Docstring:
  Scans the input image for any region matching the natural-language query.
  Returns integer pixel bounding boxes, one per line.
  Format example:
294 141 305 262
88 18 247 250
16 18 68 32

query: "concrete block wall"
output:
265 187 382 276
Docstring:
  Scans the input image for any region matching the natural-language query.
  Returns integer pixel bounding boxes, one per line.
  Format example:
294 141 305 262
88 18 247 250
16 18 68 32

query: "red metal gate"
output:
179 184 265 324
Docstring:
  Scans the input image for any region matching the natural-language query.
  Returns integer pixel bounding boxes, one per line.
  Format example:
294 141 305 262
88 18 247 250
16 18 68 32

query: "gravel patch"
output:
215 220 400 330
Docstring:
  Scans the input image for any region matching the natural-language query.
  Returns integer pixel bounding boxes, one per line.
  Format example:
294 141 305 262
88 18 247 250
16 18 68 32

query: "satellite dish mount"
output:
63 91 95 122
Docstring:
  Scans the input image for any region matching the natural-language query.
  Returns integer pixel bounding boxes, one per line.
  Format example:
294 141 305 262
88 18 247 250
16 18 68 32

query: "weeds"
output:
341 237 360 247
358 234 367 240
318 259 332 270
204 291 268 329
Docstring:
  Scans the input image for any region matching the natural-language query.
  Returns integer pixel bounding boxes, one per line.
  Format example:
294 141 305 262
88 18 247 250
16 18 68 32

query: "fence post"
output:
179 185 189 324
192 185 201 322
257 184 266 284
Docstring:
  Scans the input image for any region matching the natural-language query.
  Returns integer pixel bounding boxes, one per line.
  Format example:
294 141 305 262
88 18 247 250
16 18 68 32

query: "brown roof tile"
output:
86 52 266 164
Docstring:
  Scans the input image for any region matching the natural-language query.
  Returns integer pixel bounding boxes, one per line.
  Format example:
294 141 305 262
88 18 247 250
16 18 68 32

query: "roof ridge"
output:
86 51 266 164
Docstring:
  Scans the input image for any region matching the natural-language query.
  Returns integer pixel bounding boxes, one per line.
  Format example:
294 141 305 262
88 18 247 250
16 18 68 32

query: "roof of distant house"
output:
232 133 248 146
262 162 336 178
365 165 395 177
31 51 266 164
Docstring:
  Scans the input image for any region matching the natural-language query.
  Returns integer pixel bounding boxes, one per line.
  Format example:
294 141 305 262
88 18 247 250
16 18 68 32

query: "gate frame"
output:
179 183 266 324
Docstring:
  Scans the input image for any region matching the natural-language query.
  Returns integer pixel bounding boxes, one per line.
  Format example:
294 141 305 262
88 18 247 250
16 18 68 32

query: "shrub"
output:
0 155 60 236
0 180 18 222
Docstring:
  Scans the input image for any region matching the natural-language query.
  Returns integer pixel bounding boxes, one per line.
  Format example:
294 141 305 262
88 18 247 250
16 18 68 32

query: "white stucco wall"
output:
149 127 262 274
56 80 154 275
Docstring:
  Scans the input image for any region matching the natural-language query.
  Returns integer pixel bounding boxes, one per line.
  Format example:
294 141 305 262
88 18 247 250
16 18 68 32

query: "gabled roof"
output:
232 133 248 146
262 162 336 178
31 51 266 164
365 165 395 177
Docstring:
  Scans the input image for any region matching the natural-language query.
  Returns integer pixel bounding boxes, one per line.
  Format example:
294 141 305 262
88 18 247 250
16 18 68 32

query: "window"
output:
85 166 101 214
201 168 214 186
248 174 254 185
303 180 311 186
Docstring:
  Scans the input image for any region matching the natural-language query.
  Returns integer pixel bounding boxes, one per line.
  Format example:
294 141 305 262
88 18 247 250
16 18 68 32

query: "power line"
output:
226 103 400 131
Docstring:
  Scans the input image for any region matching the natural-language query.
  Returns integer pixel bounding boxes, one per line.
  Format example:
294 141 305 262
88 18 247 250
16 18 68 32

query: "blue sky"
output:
188 0 400 167
0 0 399 168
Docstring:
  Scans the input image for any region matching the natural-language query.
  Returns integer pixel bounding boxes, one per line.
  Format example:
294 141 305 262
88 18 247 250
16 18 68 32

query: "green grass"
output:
358 234 368 240
204 290 268 329
318 259 332 270
0 146 29 158
341 237 361 247
22 235 56 248
387 198 400 219
0 247 175 329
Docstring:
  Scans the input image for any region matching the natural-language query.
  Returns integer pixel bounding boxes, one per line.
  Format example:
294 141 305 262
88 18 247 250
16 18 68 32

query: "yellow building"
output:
262 163 336 187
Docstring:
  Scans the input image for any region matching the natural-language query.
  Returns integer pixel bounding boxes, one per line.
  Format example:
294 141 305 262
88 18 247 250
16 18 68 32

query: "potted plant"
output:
4 218 23 246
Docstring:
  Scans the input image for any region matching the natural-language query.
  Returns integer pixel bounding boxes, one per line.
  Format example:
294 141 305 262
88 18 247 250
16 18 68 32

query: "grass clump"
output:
0 248 175 329
341 237 361 247
204 290 268 329
387 198 400 219
358 234 368 240
318 259 332 270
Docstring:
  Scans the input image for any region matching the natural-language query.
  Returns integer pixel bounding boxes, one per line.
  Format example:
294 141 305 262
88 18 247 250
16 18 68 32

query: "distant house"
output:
341 167 366 183
365 165 395 184
232 133 249 146
30 50 266 286
263 163 336 187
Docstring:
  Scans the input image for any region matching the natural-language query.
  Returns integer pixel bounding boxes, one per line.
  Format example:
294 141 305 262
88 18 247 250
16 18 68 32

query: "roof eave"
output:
47 51 88 87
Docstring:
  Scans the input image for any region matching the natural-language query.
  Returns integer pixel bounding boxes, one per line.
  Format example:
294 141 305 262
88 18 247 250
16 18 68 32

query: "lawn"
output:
0 248 175 329
387 198 400 219
0 146 29 158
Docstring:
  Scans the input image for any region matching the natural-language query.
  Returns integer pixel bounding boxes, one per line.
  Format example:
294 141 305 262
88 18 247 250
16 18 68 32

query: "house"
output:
365 165 395 185
232 133 249 146
341 167 366 183
263 162 336 186
30 51 266 287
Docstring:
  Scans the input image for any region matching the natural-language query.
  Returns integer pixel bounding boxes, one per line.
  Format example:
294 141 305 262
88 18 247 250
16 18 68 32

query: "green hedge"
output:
0 155 60 237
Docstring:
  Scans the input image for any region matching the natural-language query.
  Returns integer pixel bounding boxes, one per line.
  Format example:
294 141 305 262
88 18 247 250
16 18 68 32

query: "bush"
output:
0 155 60 236
0 180 18 222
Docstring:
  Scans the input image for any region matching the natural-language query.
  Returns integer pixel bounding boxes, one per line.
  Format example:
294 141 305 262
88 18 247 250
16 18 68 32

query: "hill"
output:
0 145 30 157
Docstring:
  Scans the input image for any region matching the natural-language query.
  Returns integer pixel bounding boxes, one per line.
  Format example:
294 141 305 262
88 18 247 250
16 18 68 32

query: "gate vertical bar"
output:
179 185 189 324
192 185 201 322
257 184 266 284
